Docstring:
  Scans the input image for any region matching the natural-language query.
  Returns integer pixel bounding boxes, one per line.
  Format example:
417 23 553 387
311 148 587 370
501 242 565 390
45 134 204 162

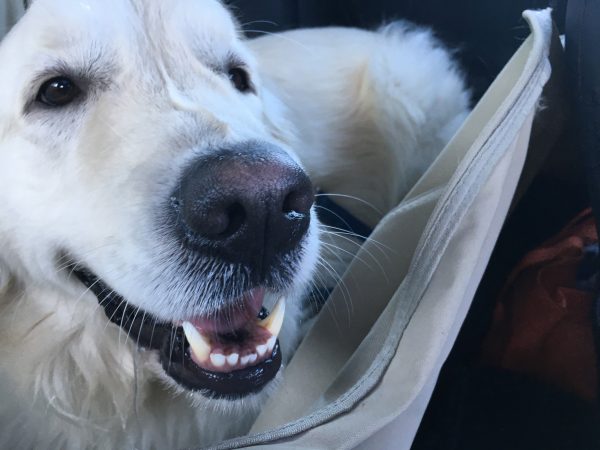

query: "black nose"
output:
172 142 314 270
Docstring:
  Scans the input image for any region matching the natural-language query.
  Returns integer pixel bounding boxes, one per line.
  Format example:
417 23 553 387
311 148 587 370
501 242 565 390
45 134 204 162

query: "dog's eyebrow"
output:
30 57 114 92
207 52 248 75
24 54 116 112
225 52 247 70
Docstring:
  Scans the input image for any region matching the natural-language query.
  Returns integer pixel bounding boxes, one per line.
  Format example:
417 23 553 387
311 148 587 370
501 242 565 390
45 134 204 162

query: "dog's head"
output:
0 0 319 400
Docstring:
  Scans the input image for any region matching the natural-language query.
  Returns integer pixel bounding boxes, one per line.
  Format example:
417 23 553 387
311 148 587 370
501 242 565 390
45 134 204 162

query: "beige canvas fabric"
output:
210 8 554 450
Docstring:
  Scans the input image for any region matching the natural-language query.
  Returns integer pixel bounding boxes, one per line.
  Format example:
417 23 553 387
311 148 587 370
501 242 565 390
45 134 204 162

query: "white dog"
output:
0 0 469 448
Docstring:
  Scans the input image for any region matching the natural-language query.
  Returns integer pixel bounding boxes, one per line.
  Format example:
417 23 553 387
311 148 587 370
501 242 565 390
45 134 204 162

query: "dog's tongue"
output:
191 288 265 334
182 290 285 373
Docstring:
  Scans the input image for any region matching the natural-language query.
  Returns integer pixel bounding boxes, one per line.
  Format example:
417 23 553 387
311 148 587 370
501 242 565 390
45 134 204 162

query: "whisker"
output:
240 19 279 29
305 267 347 318
132 347 141 423
314 204 360 236
320 226 394 261
320 241 376 274
315 261 352 332
53 242 121 275
242 29 315 54
101 290 125 333
320 224 396 255
315 192 384 216
316 257 354 320
167 325 177 371
320 231 391 282
135 310 148 350
148 315 160 349
124 304 143 349
313 260 341 318
66 277 106 323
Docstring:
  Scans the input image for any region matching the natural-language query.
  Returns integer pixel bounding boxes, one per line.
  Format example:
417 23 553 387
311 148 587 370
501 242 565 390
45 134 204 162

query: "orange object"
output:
482 209 598 402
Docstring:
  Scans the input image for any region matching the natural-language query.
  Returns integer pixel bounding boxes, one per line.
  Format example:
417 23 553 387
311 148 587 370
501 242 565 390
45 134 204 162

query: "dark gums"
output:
72 267 282 399
162 328 282 399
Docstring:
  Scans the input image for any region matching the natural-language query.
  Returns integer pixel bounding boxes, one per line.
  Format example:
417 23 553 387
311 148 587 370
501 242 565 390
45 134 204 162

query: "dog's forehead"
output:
19 0 238 59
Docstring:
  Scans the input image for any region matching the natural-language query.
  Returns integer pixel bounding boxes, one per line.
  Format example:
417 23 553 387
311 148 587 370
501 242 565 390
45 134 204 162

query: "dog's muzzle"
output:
72 142 314 399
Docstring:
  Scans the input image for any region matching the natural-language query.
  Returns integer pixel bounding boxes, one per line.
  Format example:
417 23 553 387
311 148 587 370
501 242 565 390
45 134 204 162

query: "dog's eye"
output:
36 77 81 107
228 67 253 93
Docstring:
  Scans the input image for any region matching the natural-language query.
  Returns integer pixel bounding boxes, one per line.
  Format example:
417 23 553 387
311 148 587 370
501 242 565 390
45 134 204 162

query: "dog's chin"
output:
72 267 287 400
149 354 284 414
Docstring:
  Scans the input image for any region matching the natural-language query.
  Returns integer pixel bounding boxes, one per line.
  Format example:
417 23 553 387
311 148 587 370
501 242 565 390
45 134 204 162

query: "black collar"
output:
315 192 373 242
305 192 374 315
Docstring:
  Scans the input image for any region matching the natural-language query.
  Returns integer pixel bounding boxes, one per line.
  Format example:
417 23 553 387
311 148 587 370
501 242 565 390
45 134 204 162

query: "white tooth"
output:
248 353 257 364
258 296 286 338
256 344 267 357
210 353 226 367
266 336 276 351
241 355 252 365
182 321 211 362
226 353 239 366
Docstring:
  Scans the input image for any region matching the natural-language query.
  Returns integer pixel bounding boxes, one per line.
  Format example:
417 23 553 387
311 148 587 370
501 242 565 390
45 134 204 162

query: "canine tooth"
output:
226 353 239 366
256 344 268 357
182 321 211 362
210 353 226 367
266 336 276 351
257 296 286 338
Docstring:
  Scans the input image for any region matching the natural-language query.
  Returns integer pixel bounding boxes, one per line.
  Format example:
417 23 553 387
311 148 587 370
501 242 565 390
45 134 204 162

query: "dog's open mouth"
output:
73 268 283 399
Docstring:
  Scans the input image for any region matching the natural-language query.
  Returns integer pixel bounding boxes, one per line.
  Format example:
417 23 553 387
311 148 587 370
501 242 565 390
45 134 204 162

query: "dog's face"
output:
0 0 319 399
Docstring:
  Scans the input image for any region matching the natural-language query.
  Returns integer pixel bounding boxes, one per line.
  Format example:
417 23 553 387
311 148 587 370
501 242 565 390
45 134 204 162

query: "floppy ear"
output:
1 0 27 39
22 0 39 10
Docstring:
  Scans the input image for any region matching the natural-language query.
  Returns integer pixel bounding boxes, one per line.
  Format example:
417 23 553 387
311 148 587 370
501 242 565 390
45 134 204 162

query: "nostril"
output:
223 202 246 237
204 209 229 237
183 202 246 239
282 189 314 218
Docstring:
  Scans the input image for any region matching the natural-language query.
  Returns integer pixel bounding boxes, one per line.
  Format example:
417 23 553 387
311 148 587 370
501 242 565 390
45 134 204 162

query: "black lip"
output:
72 267 282 399
164 327 282 398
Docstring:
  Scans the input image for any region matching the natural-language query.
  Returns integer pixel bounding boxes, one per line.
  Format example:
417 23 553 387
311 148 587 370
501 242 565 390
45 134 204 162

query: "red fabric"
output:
482 209 598 401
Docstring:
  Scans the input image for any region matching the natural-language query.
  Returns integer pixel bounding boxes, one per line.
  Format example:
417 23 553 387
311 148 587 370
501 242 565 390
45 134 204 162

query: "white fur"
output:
0 1 469 448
